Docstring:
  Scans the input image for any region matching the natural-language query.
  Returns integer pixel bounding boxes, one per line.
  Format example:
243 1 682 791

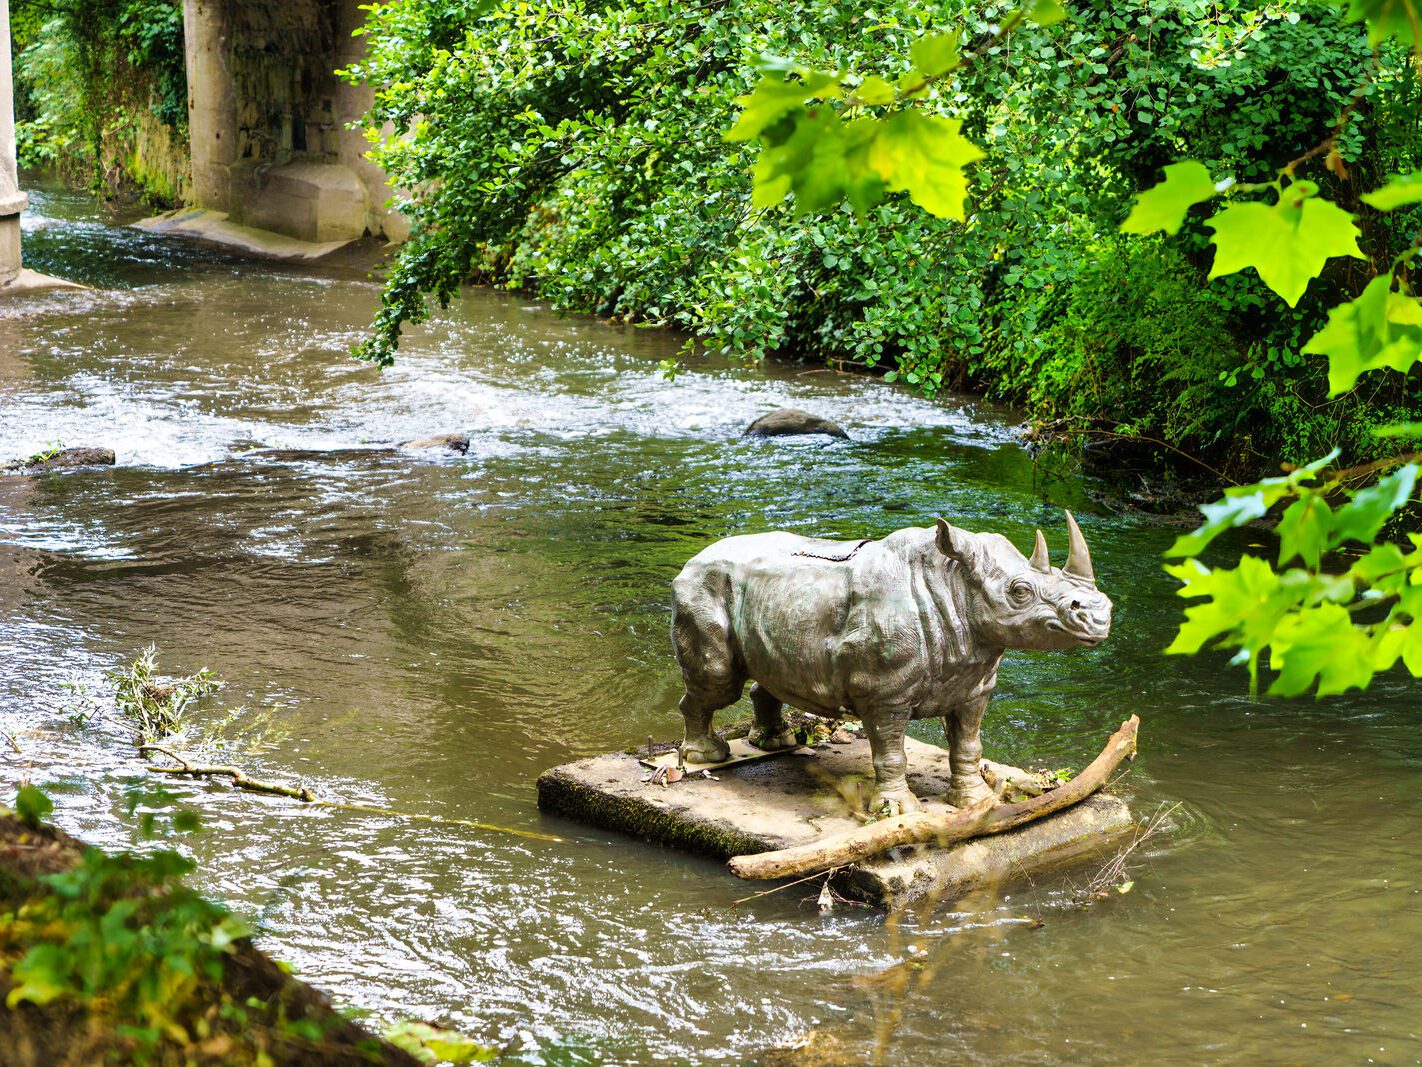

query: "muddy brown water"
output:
2 185 1419 1065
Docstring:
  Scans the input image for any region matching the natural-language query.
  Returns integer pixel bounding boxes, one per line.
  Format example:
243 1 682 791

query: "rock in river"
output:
3 447 117 474
401 433 470 453
744 408 849 439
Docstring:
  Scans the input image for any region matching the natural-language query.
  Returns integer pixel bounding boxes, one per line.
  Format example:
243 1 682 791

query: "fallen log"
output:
727 715 1139 881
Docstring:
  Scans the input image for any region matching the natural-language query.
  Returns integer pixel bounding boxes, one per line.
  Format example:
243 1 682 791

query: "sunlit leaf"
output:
1206 187 1365 307
1329 465 1418 546
1165 555 1297 664
855 75 896 106
1373 421 1422 439
910 32 961 78
1268 604 1376 696
1303 276 1422 396
1361 170 1422 210
1350 542 1411 589
1122 161 1218 235
869 110 984 220
5 944 70 1008
1025 0 1069 26
725 70 842 142
1276 494 1332 569
15 784 53 828
1345 0 1420 47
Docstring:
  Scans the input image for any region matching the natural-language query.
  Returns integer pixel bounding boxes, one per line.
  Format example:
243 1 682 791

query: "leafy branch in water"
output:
106 644 222 743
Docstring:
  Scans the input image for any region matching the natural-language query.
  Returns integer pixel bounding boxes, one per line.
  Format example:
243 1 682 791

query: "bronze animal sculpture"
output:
671 514 1111 813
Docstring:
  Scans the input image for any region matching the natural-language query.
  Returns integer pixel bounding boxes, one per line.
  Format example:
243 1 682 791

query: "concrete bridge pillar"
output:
1 0 27 284
181 0 405 247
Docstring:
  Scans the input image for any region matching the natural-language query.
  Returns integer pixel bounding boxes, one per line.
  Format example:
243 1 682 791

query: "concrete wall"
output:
1 0 27 283
184 0 405 245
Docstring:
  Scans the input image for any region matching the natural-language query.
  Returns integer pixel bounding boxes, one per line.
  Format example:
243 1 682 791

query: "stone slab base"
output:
132 209 353 261
0 268 85 297
538 736 1136 910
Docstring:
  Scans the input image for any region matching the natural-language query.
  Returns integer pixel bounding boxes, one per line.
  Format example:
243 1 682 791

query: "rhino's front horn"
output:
1029 530 1051 573
1063 510 1095 584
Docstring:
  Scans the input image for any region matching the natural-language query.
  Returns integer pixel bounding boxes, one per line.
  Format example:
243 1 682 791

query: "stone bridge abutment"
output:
184 0 406 246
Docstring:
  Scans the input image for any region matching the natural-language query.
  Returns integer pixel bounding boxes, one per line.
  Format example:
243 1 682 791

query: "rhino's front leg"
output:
944 698 995 809
864 709 921 815
680 693 731 764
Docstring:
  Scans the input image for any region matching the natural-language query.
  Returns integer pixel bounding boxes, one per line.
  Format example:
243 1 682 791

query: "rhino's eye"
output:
1008 578 1035 606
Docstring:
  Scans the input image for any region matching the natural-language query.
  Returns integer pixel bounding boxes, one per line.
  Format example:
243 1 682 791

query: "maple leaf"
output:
1206 188 1365 307
1121 161 1219 235
1303 275 1422 395
868 111 984 221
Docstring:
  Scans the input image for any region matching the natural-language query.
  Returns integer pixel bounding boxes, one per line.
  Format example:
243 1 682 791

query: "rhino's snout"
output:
1063 593 1112 645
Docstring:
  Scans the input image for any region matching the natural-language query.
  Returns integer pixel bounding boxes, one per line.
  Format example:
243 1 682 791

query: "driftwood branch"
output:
138 745 564 843
140 744 318 801
727 715 1140 881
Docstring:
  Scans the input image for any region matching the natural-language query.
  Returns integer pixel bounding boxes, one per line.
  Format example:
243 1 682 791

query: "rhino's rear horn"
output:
1030 530 1051 573
1063 510 1095 584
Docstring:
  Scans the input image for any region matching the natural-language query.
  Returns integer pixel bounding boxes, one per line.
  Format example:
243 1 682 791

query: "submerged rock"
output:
3 447 116 474
744 408 849 440
401 433 470 453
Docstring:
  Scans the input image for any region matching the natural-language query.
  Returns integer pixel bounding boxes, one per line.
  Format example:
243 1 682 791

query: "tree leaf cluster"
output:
347 0 1421 478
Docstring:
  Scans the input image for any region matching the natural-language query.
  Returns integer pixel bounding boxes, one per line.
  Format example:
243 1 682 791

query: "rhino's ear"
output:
935 519 978 569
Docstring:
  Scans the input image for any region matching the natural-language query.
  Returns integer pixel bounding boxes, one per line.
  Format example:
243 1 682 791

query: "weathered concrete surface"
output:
0 268 85 297
133 207 353 260
538 735 1135 909
183 0 406 244
2 0 27 284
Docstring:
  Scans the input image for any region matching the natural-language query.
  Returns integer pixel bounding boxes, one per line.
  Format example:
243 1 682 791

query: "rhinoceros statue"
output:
671 513 1111 813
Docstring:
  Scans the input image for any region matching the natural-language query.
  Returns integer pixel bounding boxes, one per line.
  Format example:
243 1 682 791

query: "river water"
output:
2 186 1419 1065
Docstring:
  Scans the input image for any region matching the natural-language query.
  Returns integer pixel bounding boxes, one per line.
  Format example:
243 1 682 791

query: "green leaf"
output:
1121 162 1219 235
1304 276 1422 396
1350 542 1410 589
1024 0 1069 26
910 32 962 78
1276 494 1332 569
1268 604 1376 696
1361 170 1422 211
1120 160 1222 236
6 944 71 1008
1166 479 1298 558
1373 422 1422 440
15 784 53 828
1345 0 1420 46
1206 188 1365 307
725 70 842 142
1165 556 1299 684
1330 465 1418 546
869 110 984 220
855 75 896 106
384 1022 498 1064
753 110 885 214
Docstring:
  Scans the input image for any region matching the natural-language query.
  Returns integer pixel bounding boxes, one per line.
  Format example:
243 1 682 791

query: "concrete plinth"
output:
538 736 1136 909
132 207 354 260
0 268 85 297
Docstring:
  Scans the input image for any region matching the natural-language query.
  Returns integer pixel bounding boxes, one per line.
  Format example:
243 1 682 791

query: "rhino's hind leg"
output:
748 684 798 750
680 692 732 764
864 710 922 815
944 702 995 809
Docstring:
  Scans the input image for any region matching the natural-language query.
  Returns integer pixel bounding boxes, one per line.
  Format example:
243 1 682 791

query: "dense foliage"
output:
10 0 187 200
348 0 1420 477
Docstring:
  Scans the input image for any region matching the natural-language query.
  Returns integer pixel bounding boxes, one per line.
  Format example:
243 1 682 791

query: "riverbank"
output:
0 809 420 1066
